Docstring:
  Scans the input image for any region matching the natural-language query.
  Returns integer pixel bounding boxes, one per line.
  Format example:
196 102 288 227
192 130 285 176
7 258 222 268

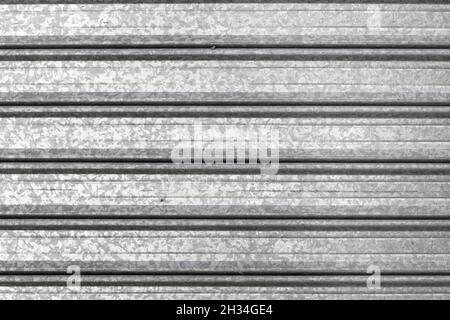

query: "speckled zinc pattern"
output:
0 0 449 300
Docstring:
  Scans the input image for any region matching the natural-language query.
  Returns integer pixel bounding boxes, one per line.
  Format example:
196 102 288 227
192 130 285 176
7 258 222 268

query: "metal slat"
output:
0 3 448 47
0 60 449 104
0 117 448 161
0 170 449 217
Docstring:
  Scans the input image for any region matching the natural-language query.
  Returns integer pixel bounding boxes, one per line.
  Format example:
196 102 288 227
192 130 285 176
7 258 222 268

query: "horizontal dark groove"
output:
1 221 449 231
2 159 450 163
2 271 450 277
1 101 449 107
281 159 450 164
1 104 449 118
1 170 449 175
2 112 450 119
3 216 450 221
4 281 450 288
2 113 449 119
5 170 448 175
2 105 450 118
0 282 359 288
0 159 176 163
2 45 450 50
2 49 449 61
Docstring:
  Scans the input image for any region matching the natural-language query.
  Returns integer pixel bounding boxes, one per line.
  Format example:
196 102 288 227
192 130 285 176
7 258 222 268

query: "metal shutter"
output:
0 1 449 300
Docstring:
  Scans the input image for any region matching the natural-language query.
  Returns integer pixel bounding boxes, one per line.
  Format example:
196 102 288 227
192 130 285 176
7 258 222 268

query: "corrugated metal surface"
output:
0 1 449 300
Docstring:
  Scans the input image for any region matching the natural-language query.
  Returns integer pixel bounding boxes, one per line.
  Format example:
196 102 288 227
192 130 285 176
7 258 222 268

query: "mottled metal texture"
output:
0 3 448 47
0 117 449 161
0 1 449 300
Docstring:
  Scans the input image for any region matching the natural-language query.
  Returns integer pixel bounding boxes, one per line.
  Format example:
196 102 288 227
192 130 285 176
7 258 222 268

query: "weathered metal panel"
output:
0 1 449 300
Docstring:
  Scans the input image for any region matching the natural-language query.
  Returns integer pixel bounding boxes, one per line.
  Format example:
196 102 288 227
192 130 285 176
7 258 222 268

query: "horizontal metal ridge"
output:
0 229 449 273
0 59 448 103
0 162 449 174
1 219 450 231
2 275 450 287
0 105 450 118
0 117 449 161
1 274 450 300
1 292 447 300
0 170 448 218
0 48 449 61
1 255 449 274
0 3 448 48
